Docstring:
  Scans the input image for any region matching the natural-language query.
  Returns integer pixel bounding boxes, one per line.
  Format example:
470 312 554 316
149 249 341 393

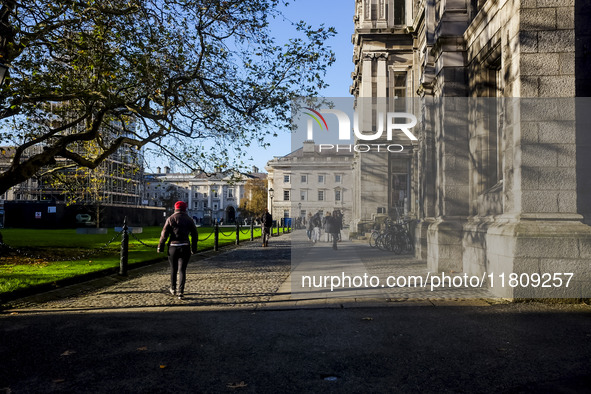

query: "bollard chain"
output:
130 231 156 248
218 228 235 237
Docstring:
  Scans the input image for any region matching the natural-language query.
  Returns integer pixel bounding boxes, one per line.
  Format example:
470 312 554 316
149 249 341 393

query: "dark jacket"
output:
261 211 273 228
158 211 198 253
325 215 338 234
311 214 322 228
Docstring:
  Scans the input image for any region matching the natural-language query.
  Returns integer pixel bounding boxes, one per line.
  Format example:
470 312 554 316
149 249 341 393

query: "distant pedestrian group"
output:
307 210 342 249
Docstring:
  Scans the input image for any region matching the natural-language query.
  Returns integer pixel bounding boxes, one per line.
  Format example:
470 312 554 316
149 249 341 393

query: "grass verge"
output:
0 226 269 297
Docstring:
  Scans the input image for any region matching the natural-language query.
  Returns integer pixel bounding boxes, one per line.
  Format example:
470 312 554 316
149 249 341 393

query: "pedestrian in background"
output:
158 201 198 300
336 210 343 241
261 208 273 247
322 211 339 250
311 212 322 243
330 211 341 249
323 212 332 242
306 212 313 241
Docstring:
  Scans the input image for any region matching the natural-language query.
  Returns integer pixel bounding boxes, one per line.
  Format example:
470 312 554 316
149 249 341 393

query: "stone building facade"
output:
143 167 266 224
265 141 354 225
351 0 591 297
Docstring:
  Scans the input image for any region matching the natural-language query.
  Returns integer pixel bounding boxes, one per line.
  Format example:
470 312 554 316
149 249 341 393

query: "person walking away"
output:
306 213 314 241
323 211 338 250
261 208 273 247
323 212 332 242
331 211 341 249
158 201 198 300
311 212 322 243
336 211 343 241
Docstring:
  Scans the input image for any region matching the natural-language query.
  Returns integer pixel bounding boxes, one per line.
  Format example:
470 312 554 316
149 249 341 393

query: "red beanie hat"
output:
174 201 187 211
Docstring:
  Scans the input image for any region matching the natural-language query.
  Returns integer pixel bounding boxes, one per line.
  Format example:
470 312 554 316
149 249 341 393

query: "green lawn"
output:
0 225 268 295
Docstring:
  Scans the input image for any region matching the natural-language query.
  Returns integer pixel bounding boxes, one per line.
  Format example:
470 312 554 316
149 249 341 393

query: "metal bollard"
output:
235 222 240 245
214 223 219 251
250 221 254 241
275 221 279 236
119 217 129 276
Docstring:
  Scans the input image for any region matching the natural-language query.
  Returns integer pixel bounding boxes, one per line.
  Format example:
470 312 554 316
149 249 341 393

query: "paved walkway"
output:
3 230 493 313
2 232 591 393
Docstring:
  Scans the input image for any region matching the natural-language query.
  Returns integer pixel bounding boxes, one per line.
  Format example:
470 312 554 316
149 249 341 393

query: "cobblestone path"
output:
5 235 291 311
4 230 500 313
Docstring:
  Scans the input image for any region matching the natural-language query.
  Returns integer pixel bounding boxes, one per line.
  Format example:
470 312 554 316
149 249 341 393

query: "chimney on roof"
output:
157 166 161 174
303 140 315 155
252 166 259 174
164 166 170 174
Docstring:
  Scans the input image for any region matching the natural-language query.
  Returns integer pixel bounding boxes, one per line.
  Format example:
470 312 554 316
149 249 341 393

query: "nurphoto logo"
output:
302 105 418 153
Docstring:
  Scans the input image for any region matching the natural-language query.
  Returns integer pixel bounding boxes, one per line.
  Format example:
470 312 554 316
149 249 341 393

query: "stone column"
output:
361 53 373 98
351 53 375 233
377 53 388 97
376 0 387 28
427 98 470 273
415 96 438 261
425 0 470 273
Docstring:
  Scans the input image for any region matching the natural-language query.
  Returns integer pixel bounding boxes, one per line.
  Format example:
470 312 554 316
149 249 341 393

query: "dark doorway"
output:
226 205 236 224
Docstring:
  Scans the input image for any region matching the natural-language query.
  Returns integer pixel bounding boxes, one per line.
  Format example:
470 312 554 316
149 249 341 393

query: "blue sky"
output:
239 0 356 172
146 0 356 173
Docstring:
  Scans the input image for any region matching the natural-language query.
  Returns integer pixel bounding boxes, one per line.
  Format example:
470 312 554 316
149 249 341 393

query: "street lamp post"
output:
268 188 274 217
268 188 274 237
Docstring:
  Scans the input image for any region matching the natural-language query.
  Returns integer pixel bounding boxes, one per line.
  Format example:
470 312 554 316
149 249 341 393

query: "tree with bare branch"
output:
0 0 335 196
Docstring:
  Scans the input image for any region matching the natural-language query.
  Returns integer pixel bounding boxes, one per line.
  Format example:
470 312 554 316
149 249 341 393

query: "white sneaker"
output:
169 288 176 296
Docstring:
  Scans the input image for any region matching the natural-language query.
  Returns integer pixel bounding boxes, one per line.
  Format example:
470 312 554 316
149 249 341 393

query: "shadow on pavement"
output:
1 303 591 393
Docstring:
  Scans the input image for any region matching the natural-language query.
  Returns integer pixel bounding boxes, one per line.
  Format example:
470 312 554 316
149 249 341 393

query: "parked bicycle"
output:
368 217 414 255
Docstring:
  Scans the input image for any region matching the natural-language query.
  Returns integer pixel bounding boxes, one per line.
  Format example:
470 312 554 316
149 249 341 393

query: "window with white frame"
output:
283 190 290 201
284 174 290 183
300 190 307 201
318 174 325 184
301 174 307 183
335 174 342 183
392 71 407 112
318 190 324 201
335 190 341 201
228 188 234 198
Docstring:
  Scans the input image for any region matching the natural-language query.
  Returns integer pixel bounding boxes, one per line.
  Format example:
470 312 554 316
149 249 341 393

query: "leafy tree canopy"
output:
0 0 336 195
239 177 267 218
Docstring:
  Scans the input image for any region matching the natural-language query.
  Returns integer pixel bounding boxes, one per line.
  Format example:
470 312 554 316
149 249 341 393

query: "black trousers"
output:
331 232 338 249
262 226 271 245
168 245 191 294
